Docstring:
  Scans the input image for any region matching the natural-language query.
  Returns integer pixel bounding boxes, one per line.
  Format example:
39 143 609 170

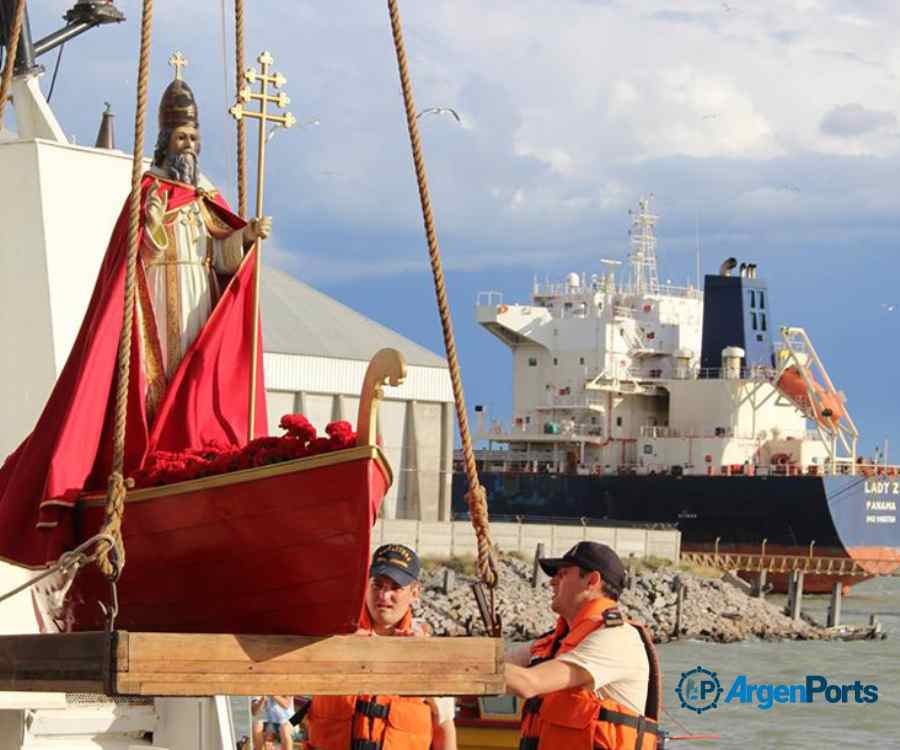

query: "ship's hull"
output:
452 472 900 593
69 446 388 635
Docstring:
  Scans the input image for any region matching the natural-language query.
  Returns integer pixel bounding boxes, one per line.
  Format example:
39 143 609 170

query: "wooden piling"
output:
532 543 546 589
755 570 767 598
673 575 684 638
442 569 455 595
789 571 804 622
827 581 842 628
869 614 882 636
784 570 795 616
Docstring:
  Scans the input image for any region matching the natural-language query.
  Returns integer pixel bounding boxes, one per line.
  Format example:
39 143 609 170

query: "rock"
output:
412 556 842 644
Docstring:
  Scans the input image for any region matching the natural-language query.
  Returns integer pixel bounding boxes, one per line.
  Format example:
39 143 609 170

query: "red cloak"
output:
0 174 267 567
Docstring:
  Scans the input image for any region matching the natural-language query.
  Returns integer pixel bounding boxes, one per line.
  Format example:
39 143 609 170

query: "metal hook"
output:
99 578 119 632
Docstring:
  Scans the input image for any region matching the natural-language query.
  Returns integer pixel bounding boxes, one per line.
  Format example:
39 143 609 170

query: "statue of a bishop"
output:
0 62 269 567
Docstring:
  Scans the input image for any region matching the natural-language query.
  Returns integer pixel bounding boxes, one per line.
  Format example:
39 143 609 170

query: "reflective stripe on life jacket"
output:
519 597 662 750
307 606 434 750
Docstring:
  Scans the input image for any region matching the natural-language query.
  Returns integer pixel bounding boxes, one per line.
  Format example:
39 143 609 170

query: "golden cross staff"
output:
230 50 296 440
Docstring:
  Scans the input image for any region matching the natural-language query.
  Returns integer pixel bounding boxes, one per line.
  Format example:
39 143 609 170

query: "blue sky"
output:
16 0 900 457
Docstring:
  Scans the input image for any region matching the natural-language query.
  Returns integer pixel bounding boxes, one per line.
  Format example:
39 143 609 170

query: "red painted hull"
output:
70 446 388 635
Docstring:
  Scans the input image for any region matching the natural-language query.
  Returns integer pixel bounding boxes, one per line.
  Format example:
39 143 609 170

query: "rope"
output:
386 0 497 589
0 0 26 124
0 533 115 607
234 0 248 215
97 0 154 580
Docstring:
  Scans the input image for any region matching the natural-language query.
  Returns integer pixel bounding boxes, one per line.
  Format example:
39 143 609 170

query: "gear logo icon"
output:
675 666 723 714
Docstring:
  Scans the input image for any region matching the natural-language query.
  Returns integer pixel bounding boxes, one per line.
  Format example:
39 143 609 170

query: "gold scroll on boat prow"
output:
0 631 504 697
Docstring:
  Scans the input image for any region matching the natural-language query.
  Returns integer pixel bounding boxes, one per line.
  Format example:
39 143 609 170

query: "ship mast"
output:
628 196 660 295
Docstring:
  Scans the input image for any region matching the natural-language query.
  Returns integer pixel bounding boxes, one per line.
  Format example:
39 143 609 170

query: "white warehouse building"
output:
260 268 455 521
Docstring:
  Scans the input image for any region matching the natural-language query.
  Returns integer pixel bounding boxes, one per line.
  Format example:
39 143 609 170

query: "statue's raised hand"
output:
145 179 168 231
242 216 272 246
144 179 170 251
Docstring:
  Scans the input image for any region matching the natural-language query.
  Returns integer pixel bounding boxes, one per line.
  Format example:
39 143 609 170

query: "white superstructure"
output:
473 198 856 477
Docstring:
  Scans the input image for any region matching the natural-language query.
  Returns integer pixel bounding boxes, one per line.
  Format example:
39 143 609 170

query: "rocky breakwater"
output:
412 556 874 643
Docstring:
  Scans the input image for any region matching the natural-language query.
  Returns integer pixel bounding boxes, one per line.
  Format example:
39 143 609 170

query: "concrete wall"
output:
371 519 680 562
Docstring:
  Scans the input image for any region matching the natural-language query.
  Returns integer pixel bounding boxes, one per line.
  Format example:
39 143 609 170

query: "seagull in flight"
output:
416 107 462 123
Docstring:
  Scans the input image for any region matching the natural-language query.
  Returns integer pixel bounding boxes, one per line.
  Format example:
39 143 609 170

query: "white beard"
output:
165 151 198 185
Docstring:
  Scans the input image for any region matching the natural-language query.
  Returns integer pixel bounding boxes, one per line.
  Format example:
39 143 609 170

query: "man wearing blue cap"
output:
305 544 457 750
504 542 662 750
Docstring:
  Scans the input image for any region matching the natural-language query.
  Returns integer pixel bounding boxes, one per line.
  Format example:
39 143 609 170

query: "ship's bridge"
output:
475 291 555 347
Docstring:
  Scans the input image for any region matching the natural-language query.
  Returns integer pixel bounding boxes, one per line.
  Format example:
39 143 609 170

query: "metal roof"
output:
260 265 447 368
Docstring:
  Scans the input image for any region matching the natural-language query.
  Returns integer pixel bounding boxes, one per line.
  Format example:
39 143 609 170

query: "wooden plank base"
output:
0 632 505 697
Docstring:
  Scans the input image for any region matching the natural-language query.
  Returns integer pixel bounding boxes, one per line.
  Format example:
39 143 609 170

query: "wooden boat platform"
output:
0 631 505 697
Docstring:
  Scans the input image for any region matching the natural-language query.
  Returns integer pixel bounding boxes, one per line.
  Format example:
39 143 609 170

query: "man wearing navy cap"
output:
306 544 457 750
363 543 425 636
505 542 662 750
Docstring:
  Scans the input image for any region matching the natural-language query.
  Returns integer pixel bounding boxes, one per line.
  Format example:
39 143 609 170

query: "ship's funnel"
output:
721 346 744 379
719 257 737 276
94 102 114 149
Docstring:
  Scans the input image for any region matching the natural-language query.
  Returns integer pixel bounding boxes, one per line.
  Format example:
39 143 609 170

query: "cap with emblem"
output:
538 541 627 593
369 544 421 587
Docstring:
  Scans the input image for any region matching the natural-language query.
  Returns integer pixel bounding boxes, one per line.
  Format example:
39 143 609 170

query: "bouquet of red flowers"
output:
131 415 358 488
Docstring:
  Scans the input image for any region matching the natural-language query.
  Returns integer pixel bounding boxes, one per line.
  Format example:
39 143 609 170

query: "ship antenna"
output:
695 212 701 291
628 195 659 294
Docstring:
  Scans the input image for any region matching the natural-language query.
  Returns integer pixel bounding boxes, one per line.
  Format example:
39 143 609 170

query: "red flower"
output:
130 413 359 489
325 420 357 450
279 414 317 443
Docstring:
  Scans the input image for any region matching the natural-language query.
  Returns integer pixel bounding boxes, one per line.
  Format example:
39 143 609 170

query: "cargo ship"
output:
452 198 900 592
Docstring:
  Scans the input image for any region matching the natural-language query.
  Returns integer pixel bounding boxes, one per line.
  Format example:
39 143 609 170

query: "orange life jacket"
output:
519 597 662 750
306 606 434 750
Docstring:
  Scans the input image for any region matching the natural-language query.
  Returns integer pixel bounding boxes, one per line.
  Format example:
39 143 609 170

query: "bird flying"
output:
416 107 462 123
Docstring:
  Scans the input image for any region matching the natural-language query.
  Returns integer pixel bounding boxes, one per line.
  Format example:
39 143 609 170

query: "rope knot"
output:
464 484 498 588
97 471 128 580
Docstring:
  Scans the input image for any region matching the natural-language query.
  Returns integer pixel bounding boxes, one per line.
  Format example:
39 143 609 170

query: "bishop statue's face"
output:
164 125 201 185
168 125 200 158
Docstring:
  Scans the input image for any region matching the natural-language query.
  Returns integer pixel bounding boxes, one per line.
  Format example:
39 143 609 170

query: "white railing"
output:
652 283 702 299
476 290 503 306
640 426 735 439
834 461 900 476
533 280 595 297
536 394 607 409
639 425 814 441
695 366 776 381
480 420 606 439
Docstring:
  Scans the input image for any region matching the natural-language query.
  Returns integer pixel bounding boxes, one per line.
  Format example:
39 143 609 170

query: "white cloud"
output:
22 0 900 270
821 103 897 137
